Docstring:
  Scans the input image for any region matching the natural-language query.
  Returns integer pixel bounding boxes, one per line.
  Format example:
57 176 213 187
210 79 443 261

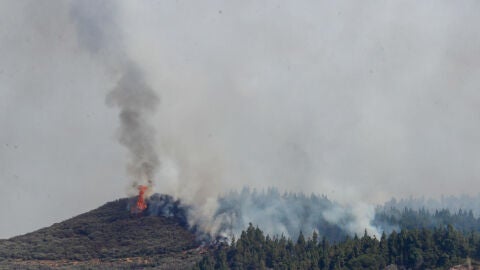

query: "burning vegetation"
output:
131 185 149 214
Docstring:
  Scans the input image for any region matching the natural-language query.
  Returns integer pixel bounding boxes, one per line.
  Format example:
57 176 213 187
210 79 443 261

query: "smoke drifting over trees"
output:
211 188 378 241
1 1 480 238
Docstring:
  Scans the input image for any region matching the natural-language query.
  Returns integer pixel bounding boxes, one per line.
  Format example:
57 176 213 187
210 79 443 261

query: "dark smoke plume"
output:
70 2 160 190
106 66 160 188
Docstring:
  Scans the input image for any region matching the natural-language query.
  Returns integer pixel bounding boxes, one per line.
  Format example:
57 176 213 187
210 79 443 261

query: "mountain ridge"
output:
0 196 203 269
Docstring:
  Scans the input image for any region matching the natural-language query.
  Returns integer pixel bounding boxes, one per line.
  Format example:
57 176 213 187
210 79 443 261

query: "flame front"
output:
131 185 148 213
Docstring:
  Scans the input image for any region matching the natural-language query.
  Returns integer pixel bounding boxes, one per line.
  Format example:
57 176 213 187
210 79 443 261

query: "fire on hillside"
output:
130 185 148 214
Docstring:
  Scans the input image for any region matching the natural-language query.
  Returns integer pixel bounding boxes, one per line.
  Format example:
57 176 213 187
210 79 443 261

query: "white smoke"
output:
3 0 480 240
64 0 480 240
200 188 380 241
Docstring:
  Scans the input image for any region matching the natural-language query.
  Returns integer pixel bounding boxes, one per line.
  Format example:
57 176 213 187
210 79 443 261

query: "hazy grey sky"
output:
1 0 480 238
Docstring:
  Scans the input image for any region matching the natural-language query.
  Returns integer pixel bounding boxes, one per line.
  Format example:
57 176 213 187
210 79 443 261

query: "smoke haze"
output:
210 188 380 240
1 0 480 238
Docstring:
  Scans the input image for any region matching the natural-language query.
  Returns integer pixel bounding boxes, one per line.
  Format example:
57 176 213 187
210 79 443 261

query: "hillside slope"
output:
0 197 202 269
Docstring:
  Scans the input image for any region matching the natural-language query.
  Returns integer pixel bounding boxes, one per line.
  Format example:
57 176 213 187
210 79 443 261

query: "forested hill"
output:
0 197 202 269
3 193 480 269
195 224 480 270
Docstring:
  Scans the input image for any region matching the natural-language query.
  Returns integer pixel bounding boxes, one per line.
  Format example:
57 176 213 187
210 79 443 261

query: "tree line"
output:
374 206 480 233
195 223 480 269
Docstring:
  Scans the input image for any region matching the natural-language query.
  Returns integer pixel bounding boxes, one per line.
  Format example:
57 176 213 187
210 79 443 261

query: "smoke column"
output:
70 2 160 191
106 66 160 189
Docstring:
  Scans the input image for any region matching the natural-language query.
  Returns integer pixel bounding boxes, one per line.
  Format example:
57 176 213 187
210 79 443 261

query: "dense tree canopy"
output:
195 223 480 270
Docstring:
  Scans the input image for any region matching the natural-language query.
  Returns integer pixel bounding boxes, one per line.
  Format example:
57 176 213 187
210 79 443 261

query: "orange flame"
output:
131 185 148 213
